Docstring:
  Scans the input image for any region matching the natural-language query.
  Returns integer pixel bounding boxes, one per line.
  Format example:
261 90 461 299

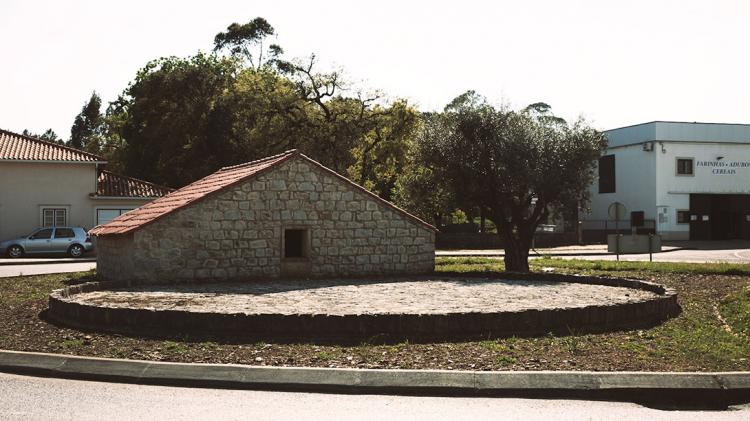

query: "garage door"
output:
97 209 135 226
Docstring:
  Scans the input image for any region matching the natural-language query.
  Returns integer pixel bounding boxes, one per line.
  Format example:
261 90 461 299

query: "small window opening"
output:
284 229 307 258
676 158 694 175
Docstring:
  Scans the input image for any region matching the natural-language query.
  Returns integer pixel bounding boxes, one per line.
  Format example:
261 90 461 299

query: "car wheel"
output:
7 245 23 258
68 244 84 258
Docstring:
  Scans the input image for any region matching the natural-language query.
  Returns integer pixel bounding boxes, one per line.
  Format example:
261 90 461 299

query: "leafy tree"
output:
108 53 239 187
22 128 63 144
421 92 606 271
213 18 283 70
347 100 419 200
102 18 420 196
393 113 457 228
70 92 104 152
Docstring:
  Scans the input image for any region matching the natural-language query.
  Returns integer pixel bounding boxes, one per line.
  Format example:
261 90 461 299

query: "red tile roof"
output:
90 150 436 236
95 170 174 198
90 150 297 235
0 129 104 162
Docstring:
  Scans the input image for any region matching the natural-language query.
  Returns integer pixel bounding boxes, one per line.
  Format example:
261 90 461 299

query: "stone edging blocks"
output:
46 273 680 341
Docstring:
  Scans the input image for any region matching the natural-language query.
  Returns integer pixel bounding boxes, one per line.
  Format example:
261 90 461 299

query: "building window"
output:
42 208 67 227
676 158 694 176
598 155 615 193
676 210 690 224
96 208 134 226
284 229 308 258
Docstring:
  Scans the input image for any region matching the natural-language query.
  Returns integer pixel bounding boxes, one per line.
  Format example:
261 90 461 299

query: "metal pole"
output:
649 233 653 262
616 218 619 261
615 207 620 262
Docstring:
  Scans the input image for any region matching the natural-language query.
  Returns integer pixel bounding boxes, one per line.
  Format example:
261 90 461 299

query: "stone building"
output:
90 150 436 283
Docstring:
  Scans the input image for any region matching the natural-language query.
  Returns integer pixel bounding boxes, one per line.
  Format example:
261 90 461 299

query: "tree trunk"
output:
501 233 531 272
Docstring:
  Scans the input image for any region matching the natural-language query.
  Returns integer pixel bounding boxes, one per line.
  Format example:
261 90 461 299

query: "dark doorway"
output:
690 194 750 240
284 229 308 258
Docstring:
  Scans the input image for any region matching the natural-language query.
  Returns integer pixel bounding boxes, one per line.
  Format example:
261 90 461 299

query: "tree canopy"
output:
99 23 419 196
410 91 606 271
22 128 63 144
70 91 104 153
213 18 283 70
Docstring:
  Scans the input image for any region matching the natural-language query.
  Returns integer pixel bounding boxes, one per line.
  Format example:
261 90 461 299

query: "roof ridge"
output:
0 128 106 162
219 149 298 171
99 169 175 192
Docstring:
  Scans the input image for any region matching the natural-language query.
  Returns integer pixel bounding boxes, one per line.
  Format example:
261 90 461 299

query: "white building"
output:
584 121 750 241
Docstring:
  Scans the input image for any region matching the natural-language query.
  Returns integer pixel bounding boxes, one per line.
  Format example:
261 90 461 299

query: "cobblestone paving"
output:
68 278 660 316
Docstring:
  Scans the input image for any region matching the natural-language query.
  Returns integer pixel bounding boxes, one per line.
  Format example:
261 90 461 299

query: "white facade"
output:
584 121 750 240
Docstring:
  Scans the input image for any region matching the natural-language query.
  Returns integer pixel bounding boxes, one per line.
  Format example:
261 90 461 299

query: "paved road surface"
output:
439 242 750 264
0 262 95 278
0 373 748 420
529 246 750 263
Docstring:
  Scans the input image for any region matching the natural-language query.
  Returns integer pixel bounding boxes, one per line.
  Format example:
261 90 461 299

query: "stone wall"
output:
96 157 435 283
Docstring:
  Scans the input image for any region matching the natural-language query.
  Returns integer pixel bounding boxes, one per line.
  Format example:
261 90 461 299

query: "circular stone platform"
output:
48 274 679 341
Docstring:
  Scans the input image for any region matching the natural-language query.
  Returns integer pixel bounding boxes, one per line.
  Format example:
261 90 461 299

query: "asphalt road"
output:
0 373 748 421
441 243 750 263
0 262 95 278
533 247 750 263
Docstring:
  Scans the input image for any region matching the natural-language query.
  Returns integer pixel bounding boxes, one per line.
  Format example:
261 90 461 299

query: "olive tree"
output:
423 92 606 271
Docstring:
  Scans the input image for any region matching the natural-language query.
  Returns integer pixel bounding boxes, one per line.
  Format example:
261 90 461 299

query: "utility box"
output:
607 234 661 254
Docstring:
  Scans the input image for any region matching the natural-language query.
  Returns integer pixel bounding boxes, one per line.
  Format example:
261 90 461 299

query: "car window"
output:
54 228 76 239
30 229 53 240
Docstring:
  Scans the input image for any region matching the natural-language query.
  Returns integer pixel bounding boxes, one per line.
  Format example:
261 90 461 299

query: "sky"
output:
1 0 749 139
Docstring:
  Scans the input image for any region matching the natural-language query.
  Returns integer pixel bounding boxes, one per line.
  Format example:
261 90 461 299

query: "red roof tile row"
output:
0 129 104 162
89 150 297 235
96 170 174 198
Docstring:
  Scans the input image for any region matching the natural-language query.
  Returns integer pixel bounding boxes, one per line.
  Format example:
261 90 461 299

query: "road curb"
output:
0 258 96 266
0 350 748 406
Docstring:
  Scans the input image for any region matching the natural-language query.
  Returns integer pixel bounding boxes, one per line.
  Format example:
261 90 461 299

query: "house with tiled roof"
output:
91 150 435 282
0 129 171 243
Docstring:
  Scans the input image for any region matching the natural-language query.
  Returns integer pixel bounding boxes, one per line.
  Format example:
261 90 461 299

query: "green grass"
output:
163 341 188 354
436 256 750 276
60 338 85 349
720 285 750 336
0 271 95 306
315 351 337 361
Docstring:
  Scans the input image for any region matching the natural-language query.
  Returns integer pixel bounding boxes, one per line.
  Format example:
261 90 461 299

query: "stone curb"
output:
0 258 96 266
46 274 680 341
0 350 748 406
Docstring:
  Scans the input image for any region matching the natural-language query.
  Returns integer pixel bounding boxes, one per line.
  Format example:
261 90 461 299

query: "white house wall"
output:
586 143 657 222
0 162 155 241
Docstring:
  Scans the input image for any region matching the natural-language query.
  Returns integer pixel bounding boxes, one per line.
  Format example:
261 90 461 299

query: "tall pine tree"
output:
70 92 104 152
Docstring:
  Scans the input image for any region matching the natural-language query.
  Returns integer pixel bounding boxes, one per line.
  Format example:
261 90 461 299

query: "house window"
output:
96 208 134 225
284 229 308 258
676 210 690 224
676 158 694 176
42 208 67 227
598 155 616 193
